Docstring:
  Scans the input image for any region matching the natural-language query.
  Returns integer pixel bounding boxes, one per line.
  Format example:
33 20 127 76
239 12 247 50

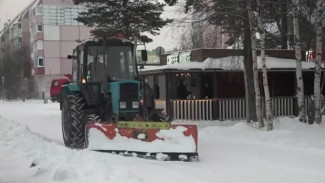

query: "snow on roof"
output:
140 56 316 72
255 56 315 70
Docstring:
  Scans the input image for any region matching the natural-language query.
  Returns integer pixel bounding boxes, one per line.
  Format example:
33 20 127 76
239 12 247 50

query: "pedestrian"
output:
141 79 155 118
177 80 188 99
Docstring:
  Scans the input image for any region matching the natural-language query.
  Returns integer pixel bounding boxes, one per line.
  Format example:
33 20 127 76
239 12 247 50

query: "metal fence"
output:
217 98 246 120
170 97 302 121
270 97 295 117
171 99 214 120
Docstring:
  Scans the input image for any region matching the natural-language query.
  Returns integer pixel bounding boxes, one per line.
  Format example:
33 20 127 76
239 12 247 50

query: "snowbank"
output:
0 101 325 183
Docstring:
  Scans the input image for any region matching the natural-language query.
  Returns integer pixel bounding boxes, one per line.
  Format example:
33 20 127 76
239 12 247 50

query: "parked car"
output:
50 75 71 102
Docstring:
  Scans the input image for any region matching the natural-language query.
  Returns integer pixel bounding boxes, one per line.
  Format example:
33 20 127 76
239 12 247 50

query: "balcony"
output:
17 30 22 37
33 32 44 41
33 50 44 58
34 67 45 75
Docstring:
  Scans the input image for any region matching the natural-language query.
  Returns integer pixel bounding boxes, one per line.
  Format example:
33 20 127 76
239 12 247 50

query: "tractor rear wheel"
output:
61 93 86 149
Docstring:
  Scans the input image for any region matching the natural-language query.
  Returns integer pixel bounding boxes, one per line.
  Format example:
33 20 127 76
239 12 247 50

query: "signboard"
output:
167 53 179 65
155 46 165 56
179 52 191 63
167 51 191 65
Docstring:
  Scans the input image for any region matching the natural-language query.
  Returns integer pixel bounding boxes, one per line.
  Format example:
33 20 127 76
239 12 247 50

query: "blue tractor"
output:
60 38 198 161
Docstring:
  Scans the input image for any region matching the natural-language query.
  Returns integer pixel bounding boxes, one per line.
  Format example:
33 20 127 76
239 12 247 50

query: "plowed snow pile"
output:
88 125 196 152
0 100 325 183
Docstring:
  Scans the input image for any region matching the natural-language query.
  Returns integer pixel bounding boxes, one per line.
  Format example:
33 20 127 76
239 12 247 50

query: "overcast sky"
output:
0 0 183 51
0 0 34 28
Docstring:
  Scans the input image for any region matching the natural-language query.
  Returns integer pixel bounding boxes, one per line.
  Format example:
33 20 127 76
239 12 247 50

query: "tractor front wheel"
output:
61 93 86 149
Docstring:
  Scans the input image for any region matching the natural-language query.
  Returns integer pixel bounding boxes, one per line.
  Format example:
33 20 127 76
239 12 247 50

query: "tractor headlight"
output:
132 101 139 109
120 101 126 109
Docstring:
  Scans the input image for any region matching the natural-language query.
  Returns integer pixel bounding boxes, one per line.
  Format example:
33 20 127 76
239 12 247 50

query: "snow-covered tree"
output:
73 0 173 43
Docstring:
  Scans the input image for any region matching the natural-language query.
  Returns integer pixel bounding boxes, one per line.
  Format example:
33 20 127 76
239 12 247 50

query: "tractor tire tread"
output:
62 93 86 149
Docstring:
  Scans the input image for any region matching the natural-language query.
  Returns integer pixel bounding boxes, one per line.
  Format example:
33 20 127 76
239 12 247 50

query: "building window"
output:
39 57 44 67
36 40 43 50
17 23 22 29
52 81 59 86
18 37 22 43
34 57 44 67
36 6 43 15
37 25 43 32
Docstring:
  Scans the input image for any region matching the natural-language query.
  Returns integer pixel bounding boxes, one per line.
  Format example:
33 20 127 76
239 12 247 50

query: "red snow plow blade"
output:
86 121 199 161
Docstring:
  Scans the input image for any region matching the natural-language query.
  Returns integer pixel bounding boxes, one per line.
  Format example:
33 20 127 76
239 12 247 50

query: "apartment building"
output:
0 0 92 99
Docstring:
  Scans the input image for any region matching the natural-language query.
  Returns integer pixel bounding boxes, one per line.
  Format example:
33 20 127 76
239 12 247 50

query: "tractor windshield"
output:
87 46 136 81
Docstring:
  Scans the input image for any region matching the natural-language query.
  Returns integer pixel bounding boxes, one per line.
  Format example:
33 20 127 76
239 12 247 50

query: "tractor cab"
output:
84 40 137 82
70 38 144 83
61 38 147 122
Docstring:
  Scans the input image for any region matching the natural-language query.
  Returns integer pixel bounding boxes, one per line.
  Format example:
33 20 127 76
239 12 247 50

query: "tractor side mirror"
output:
141 50 148 62
67 55 77 59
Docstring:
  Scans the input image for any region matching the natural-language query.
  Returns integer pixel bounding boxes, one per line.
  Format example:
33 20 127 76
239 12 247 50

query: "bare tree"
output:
179 27 193 51
313 0 324 124
257 0 273 130
242 2 258 123
292 0 306 122
247 0 263 127
178 12 224 49
3 54 23 100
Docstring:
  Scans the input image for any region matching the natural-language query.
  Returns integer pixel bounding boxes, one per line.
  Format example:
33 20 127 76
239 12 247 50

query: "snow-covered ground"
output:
0 100 325 183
